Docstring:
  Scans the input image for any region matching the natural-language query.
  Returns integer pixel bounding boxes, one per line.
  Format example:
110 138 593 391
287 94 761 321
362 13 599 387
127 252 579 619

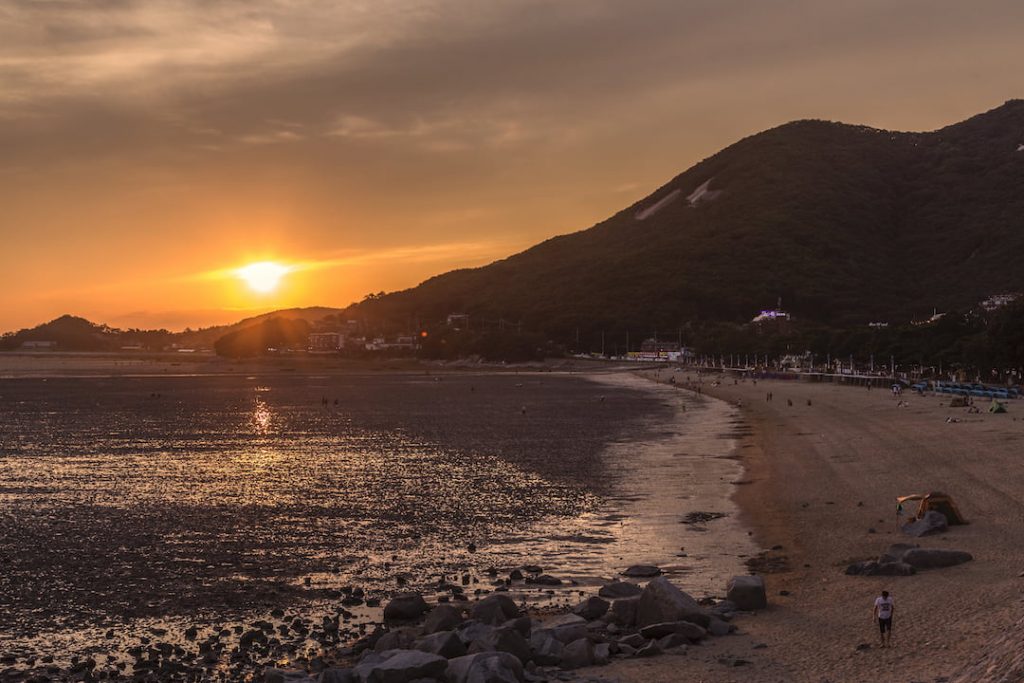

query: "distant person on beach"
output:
873 590 895 647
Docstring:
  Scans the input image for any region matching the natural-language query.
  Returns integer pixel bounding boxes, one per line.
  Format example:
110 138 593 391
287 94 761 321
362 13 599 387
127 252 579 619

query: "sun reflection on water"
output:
250 396 272 435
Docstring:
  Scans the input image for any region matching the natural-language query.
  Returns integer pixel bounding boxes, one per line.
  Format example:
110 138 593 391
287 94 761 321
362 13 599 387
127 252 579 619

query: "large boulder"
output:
415 630 467 659
901 548 973 569
422 604 464 634
468 626 531 665
878 543 919 564
598 581 643 599
726 576 767 611
571 596 610 620
528 630 564 666
639 621 707 641
636 577 704 627
374 628 417 652
354 649 448 683
845 561 916 576
470 595 520 626
317 670 355 683
383 594 429 621
446 652 525 683
901 511 949 537
456 621 496 646
609 596 640 626
559 639 594 670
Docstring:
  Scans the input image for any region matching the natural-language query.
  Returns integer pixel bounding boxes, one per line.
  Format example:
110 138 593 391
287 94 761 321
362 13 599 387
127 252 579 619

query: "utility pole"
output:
601 331 605 357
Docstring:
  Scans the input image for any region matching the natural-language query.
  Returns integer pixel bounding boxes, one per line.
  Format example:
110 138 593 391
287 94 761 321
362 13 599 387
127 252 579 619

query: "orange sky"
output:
2 0 1022 332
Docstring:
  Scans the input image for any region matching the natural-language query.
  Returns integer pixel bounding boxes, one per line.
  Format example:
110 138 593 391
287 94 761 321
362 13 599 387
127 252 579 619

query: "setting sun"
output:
236 261 289 293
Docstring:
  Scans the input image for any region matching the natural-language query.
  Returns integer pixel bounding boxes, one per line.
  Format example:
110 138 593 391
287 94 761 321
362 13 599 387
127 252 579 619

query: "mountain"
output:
352 101 1024 339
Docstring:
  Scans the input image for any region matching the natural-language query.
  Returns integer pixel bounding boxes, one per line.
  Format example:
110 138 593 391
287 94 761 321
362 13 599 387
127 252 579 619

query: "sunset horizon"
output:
4 3 1024 682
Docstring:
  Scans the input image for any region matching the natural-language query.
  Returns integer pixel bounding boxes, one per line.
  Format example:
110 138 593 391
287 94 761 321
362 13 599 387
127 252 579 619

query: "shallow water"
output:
0 368 755 672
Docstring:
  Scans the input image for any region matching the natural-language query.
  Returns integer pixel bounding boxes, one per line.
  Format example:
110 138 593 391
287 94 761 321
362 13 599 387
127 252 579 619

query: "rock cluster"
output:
287 572 750 683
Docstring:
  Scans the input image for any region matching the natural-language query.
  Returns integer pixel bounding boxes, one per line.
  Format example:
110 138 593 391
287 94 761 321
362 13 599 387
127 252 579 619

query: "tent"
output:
989 400 1007 414
896 492 967 525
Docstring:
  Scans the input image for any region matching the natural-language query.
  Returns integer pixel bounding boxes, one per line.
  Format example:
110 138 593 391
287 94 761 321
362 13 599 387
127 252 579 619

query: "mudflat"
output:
603 372 1024 683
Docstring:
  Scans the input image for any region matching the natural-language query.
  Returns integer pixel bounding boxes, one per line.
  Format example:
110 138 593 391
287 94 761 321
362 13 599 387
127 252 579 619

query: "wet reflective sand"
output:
0 368 753 675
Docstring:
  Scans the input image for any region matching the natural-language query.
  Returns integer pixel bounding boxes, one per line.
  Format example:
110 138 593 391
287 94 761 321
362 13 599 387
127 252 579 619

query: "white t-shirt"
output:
875 596 894 619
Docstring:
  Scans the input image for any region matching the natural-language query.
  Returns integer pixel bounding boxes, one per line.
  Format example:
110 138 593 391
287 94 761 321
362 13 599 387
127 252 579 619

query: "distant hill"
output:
351 101 1024 340
175 307 344 348
0 308 343 352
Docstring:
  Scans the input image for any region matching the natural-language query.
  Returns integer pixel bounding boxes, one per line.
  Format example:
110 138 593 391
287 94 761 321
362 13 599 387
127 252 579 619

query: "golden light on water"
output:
236 261 289 293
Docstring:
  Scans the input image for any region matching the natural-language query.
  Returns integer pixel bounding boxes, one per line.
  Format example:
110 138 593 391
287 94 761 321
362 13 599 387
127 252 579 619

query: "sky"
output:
1 0 1022 332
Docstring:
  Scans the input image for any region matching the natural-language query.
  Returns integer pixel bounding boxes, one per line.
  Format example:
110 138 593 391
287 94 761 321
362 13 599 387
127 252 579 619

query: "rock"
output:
383 594 429 621
446 652 525 683
901 548 973 569
571 596 610 620
422 605 464 634
726 576 767 611
544 614 586 629
618 634 647 649
469 626 532 665
879 543 919 564
639 621 707 641
528 574 562 586
415 631 467 659
608 596 640 626
528 630 563 666
559 639 594 669
636 577 704 627
708 618 734 636
635 640 662 657
622 565 662 578
471 595 520 626
617 643 636 657
354 649 448 683
375 629 417 652
265 669 316 683
593 642 611 665
598 581 643 599
317 669 356 683
656 633 690 650
845 561 916 576
456 622 497 646
901 510 949 537
504 616 531 637
709 600 737 618
240 629 268 648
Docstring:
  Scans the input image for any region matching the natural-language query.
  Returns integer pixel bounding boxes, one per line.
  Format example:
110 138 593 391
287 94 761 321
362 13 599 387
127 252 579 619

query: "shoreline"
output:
600 370 1024 682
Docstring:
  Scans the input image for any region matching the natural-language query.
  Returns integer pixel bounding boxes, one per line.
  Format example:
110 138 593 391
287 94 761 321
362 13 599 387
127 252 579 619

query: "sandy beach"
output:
600 371 1024 683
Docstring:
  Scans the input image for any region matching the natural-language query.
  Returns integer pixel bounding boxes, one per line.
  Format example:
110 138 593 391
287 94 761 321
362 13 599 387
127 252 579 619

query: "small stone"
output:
622 565 662 578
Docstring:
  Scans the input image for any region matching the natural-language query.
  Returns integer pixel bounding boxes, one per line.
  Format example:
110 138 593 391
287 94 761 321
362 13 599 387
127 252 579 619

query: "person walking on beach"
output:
873 590 895 647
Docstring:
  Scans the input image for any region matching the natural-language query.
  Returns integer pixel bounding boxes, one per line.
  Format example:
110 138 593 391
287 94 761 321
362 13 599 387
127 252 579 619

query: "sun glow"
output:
236 261 289 293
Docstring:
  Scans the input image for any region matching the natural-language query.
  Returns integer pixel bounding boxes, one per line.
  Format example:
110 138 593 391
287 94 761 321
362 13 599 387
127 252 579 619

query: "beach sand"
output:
599 372 1024 683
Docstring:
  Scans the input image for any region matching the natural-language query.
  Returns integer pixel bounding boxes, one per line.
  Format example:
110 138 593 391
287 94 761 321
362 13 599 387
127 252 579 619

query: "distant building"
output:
630 339 692 361
21 340 56 349
446 313 470 329
911 310 946 326
752 309 791 323
981 293 1020 311
868 322 889 328
308 332 343 352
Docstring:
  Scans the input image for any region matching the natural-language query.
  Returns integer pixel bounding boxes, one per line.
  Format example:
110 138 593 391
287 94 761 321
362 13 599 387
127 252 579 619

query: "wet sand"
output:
0 361 753 679
601 371 1024 683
